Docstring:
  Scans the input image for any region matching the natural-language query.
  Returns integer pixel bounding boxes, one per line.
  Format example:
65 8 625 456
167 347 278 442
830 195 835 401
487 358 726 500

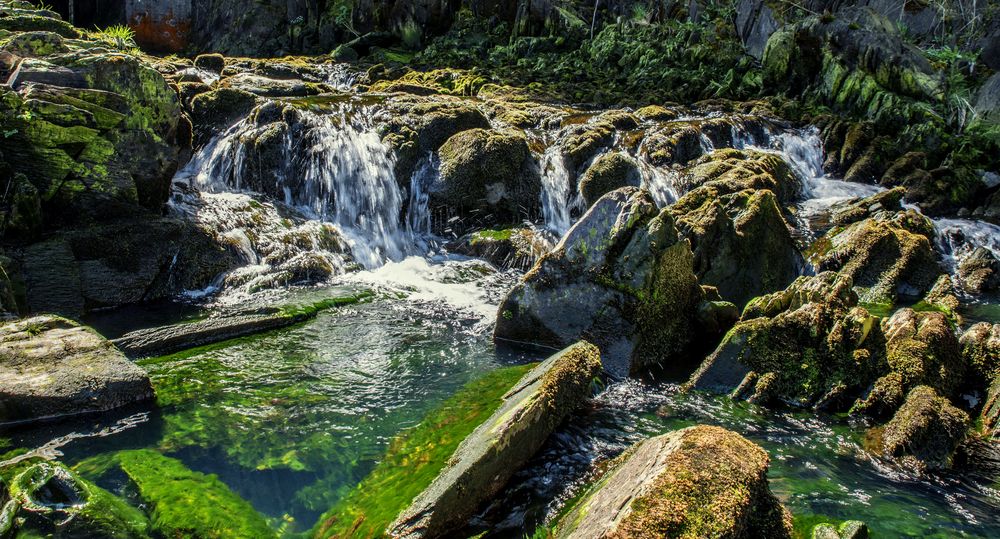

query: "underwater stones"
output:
0 315 153 424
551 425 792 538
578 152 641 207
881 385 970 471
113 291 372 357
494 187 706 377
389 341 601 538
431 128 539 229
957 247 1000 295
0 461 151 538
813 212 939 304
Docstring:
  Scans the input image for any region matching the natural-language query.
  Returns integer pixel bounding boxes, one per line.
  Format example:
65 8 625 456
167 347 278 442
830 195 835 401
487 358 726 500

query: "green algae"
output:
110 450 275 538
311 362 536 539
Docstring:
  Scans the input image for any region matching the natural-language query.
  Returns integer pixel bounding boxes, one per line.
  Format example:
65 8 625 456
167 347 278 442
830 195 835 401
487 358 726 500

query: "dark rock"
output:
389 341 602 538
494 187 707 377
189 87 259 137
450 228 553 271
975 72 1000 124
0 315 154 425
194 53 226 74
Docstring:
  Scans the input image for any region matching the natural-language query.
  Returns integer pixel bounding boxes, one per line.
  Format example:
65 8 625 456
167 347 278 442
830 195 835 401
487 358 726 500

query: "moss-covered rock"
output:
960 323 1000 435
957 247 1000 295
550 425 792 538
430 128 539 231
450 227 553 270
0 315 154 424
388 342 601 538
0 460 150 538
189 87 259 137
578 152 641 207
494 187 708 377
194 53 226 74
880 385 970 471
813 211 940 304
676 148 801 203
827 187 905 227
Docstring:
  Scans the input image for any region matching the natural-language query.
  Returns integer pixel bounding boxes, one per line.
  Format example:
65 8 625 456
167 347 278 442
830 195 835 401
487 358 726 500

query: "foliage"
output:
90 24 141 54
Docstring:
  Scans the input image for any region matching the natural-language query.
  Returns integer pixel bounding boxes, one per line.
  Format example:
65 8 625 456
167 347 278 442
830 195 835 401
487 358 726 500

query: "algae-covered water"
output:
4 274 1000 536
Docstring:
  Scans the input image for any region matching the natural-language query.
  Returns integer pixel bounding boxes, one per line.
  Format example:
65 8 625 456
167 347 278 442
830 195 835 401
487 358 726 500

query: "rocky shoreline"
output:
2 0 999 537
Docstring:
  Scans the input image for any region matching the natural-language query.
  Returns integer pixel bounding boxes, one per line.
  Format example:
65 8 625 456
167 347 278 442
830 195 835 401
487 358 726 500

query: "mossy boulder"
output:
219 72 322 97
0 460 150 538
388 341 601 538
812 521 871 539
494 187 708 377
960 323 1000 435
189 87 260 137
430 128 539 231
827 187 905 227
578 152 641 207
0 315 154 424
812 211 940 304
690 272 887 410
880 385 970 471
957 247 1000 295
677 148 801 203
550 425 792 538
193 53 226 74
558 119 615 173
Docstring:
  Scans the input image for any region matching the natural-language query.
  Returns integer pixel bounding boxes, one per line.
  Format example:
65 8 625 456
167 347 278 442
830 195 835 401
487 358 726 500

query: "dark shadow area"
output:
35 0 125 29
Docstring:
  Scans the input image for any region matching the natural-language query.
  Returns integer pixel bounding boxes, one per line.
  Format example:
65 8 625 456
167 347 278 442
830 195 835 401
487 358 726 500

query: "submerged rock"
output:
389 341 601 538
551 425 792 538
0 460 151 538
881 385 970 471
494 187 707 377
0 315 154 424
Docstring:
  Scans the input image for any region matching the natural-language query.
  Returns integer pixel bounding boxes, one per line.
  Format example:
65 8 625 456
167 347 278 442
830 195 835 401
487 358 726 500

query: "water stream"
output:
5 97 1000 537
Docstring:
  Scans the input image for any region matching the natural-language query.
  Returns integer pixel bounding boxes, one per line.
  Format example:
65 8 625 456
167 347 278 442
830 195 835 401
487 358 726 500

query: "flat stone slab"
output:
389 341 602 538
0 316 154 425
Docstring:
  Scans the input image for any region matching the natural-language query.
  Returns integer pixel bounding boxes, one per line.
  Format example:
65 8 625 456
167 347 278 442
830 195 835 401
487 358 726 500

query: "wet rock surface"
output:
0 315 153 424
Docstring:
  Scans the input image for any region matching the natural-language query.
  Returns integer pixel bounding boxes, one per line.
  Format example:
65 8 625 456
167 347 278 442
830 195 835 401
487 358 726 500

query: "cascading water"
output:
539 145 574 235
176 105 415 270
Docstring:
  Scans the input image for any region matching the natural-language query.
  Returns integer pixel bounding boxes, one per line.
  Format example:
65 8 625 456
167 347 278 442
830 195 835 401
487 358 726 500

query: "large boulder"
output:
961 323 1000 435
430 128 540 231
811 210 940 304
578 151 641 207
389 341 602 538
494 187 709 377
551 425 792 538
0 315 154 424
881 385 970 471
671 149 802 308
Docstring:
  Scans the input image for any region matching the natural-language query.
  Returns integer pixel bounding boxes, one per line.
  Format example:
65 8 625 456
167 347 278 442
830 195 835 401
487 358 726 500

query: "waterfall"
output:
176 105 415 270
638 158 679 207
539 145 574 235
934 218 1000 270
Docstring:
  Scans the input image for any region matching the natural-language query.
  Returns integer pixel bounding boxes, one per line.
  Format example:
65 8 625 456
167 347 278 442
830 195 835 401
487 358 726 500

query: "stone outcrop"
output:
551 425 792 538
880 385 970 471
0 315 154 424
494 187 711 377
389 341 602 538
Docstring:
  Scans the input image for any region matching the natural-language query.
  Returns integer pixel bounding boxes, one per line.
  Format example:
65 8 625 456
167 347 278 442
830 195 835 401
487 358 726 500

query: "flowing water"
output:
5 97 1000 537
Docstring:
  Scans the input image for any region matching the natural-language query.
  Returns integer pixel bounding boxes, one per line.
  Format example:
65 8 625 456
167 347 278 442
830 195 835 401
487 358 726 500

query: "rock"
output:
193 53 225 74
812 211 940 304
828 187 905 227
220 72 321 97
960 323 1000 434
668 149 802 308
813 521 870 539
389 341 602 538
191 88 258 140
112 291 372 357
635 104 677 122
976 72 1000 124
958 247 1000 294
450 228 553 270
430 128 539 231
881 308 964 396
763 7 941 126
690 272 887 410
551 425 792 538
578 152 641 207
881 385 970 471
558 120 615 172
0 461 150 538
735 0 781 59
495 187 708 377
0 315 154 424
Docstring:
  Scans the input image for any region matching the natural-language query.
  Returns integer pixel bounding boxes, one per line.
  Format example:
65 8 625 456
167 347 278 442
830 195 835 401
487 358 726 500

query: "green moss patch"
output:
311 362 536 538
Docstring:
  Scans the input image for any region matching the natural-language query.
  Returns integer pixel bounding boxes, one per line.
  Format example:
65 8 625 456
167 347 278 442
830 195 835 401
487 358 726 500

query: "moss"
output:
113 450 276 538
311 363 536 538
470 228 515 243
578 152 640 207
880 385 970 470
